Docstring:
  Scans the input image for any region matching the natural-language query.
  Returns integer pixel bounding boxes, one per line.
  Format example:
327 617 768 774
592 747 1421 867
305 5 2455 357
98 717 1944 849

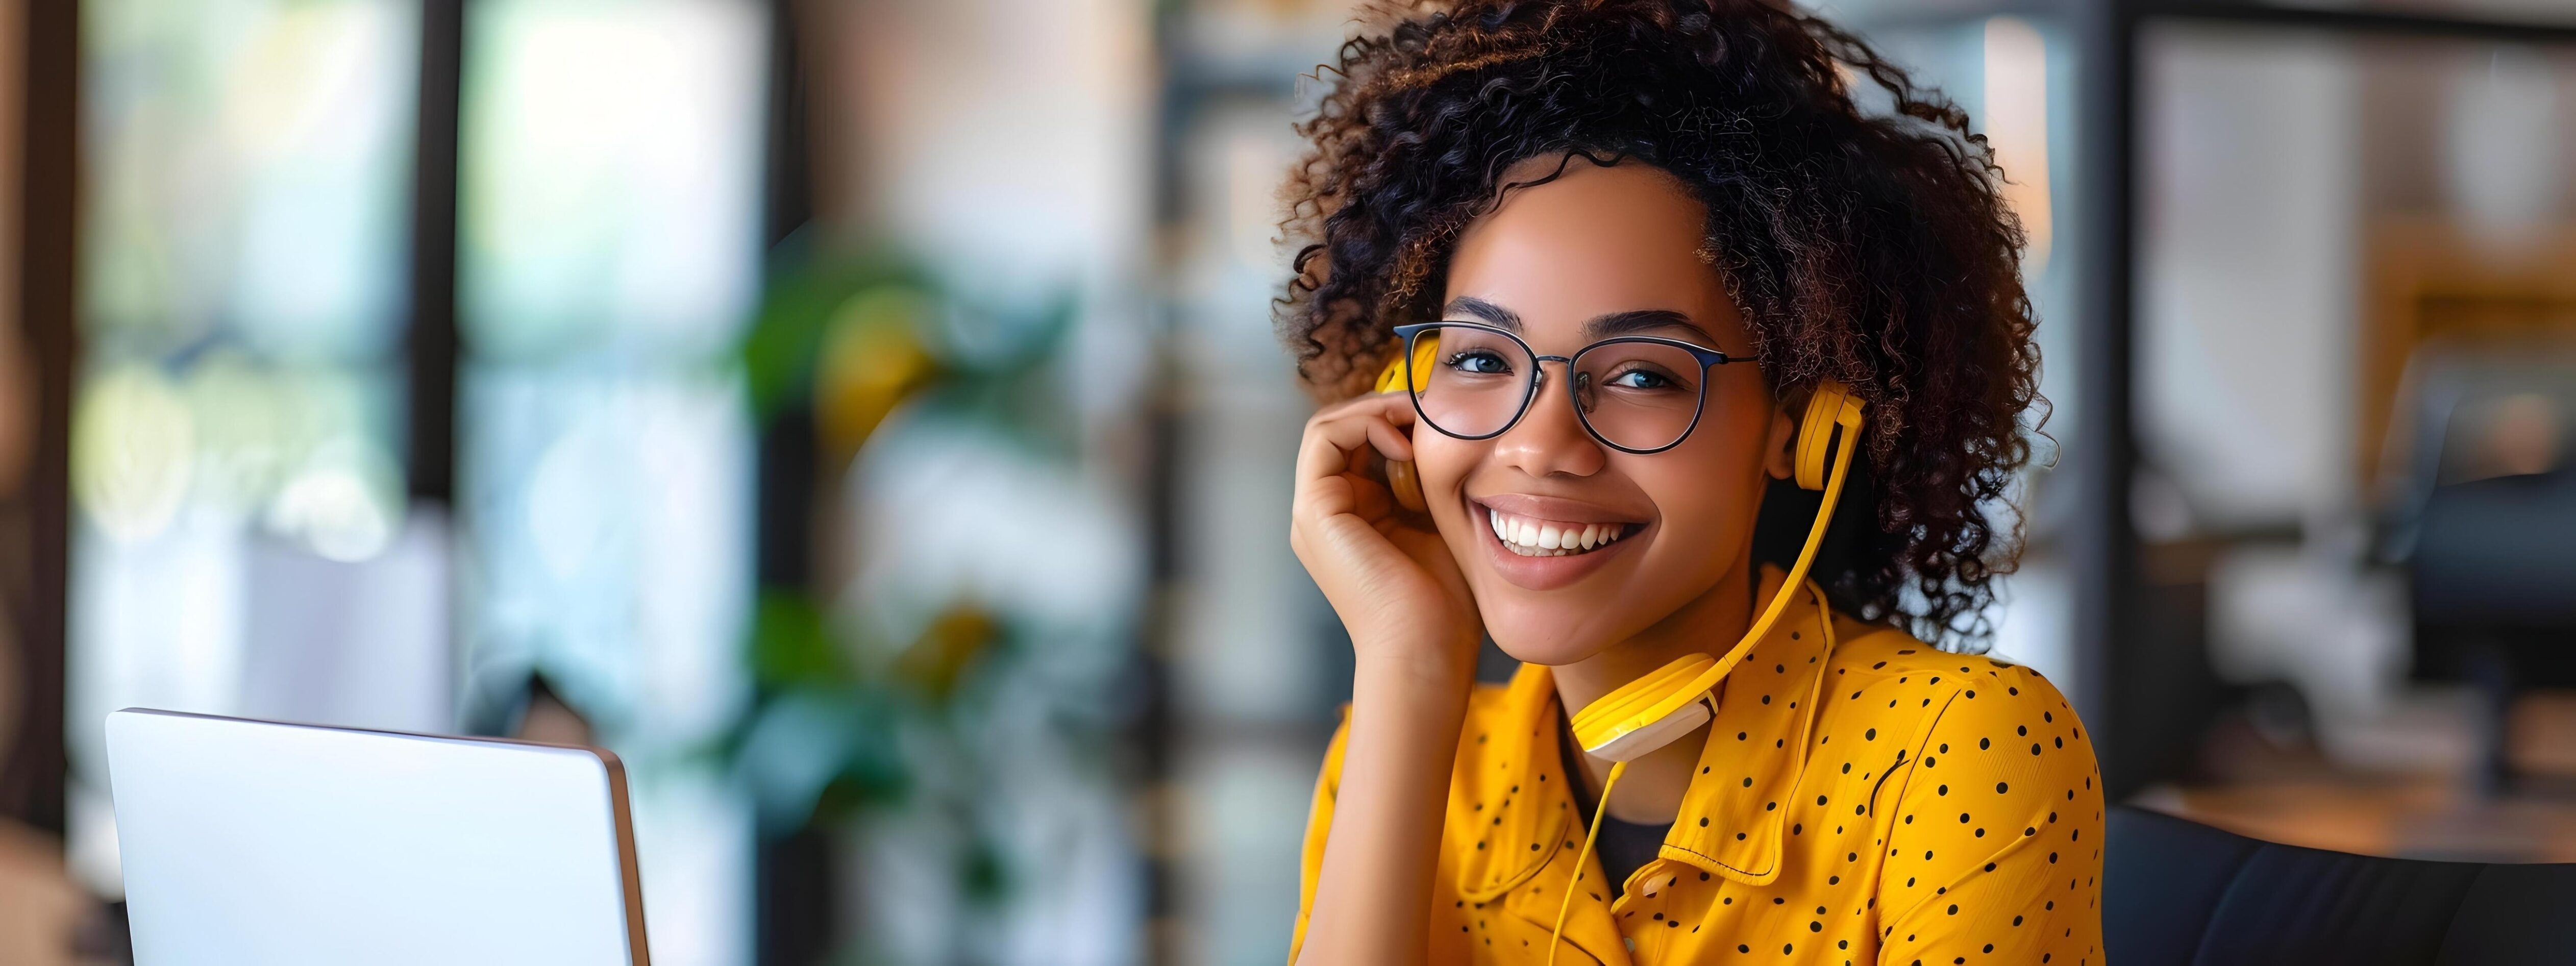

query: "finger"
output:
1317 400 1421 466
1347 465 1393 519
1294 406 1415 484
1312 389 1418 424
1313 393 1419 444
1296 434 1408 525
1294 416 1364 486
1363 416 1414 463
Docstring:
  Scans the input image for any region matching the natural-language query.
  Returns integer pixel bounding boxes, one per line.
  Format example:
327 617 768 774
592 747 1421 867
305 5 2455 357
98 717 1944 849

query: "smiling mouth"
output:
1482 506 1643 557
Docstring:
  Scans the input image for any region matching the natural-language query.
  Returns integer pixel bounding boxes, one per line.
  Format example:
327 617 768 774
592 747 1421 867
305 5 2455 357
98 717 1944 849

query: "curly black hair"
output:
1277 0 2043 648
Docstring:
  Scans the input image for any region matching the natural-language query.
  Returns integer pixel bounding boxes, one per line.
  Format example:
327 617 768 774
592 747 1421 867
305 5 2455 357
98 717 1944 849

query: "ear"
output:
1763 395 1800 481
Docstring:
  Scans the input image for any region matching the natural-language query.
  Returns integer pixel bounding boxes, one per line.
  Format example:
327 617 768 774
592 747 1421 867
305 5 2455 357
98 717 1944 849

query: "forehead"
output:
1442 159 1739 347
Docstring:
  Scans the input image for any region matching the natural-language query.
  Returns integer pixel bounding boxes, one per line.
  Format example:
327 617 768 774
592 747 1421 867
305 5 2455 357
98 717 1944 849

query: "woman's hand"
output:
1289 392 1482 675
1288 391 1482 966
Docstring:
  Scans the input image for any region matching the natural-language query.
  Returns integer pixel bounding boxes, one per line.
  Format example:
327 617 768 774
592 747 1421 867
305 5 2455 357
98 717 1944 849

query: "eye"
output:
1445 350 1514 376
1603 367 1675 390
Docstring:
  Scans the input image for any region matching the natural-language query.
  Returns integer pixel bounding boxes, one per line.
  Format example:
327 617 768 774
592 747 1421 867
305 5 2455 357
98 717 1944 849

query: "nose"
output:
1490 361 1606 480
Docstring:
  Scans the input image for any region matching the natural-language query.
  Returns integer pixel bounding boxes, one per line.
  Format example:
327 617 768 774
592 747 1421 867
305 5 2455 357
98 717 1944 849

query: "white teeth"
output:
1483 508 1630 557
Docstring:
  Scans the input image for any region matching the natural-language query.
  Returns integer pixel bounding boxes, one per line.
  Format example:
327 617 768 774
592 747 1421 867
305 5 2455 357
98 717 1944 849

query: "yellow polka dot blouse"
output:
1291 577 2106 965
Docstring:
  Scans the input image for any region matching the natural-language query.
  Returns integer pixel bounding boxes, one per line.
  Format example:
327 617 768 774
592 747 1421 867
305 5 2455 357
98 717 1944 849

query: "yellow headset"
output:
1371 336 1444 512
1376 343 1866 963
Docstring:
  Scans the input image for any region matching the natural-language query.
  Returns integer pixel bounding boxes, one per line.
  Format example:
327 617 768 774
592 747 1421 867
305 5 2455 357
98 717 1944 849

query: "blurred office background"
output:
4 0 2576 963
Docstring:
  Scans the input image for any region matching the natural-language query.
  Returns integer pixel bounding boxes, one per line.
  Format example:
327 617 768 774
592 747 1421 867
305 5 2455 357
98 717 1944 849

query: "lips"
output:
1483 507 1638 557
1467 494 1647 591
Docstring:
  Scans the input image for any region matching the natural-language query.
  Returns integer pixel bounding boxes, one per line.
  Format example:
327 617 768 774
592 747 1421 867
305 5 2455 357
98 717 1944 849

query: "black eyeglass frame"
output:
1390 320 1745 456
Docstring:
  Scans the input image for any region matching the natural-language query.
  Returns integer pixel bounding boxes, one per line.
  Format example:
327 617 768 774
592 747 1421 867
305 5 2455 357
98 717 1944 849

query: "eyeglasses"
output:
1390 321 1744 455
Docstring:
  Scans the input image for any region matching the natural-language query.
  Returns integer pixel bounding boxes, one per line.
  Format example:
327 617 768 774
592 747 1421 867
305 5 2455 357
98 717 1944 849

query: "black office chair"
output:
2380 346 2576 792
2105 805 2576 965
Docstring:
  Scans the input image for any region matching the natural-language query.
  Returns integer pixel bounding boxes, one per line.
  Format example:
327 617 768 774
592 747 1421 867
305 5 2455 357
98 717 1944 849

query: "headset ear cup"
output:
1375 340 1435 512
1795 381 1843 491
1408 336 1439 392
1374 336 1440 394
1374 355 1408 394
1794 380 1868 491
1383 458 1427 511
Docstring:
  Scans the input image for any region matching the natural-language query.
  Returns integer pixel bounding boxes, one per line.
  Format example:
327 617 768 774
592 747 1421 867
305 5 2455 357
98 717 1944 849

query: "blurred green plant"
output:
722 231 1098 956
739 233 1079 465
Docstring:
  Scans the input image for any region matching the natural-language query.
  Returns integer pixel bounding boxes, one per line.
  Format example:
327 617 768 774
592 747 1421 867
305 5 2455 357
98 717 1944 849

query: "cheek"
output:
1637 458 1758 538
1632 413 1773 549
1411 430 1478 496
1411 431 1483 530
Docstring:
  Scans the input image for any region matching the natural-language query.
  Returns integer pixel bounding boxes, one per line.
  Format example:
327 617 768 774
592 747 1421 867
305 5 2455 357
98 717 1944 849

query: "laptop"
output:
104 708 651 965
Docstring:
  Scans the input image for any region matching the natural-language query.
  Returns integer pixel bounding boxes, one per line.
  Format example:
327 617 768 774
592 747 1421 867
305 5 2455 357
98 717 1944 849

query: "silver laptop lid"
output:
105 708 650 966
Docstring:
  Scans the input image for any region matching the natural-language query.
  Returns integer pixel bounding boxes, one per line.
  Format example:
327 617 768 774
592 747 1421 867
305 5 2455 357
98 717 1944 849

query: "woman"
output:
1278 2 2098 964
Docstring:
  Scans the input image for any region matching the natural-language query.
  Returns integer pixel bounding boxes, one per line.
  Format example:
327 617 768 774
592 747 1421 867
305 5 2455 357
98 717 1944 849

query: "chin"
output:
1478 600 1622 666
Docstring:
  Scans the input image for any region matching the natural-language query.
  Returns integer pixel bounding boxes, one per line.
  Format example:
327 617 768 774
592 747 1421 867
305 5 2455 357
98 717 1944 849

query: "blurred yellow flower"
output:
898 604 999 701
816 288 937 457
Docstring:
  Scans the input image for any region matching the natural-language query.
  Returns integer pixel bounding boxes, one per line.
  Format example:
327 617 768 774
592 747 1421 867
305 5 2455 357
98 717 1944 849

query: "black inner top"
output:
1557 712 1676 893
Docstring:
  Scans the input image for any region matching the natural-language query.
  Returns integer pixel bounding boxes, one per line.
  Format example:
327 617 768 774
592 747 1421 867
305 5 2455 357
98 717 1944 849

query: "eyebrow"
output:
1583 309 1715 343
1440 297 1717 344
1443 296 1522 332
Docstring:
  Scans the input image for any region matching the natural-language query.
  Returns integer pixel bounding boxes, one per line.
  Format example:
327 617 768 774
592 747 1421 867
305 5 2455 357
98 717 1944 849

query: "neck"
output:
1556 554 1760 824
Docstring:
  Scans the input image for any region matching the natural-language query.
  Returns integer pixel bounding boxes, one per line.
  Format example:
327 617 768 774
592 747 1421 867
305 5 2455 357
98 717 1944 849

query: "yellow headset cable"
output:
1546 759 1625 966
1543 394 1860 966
